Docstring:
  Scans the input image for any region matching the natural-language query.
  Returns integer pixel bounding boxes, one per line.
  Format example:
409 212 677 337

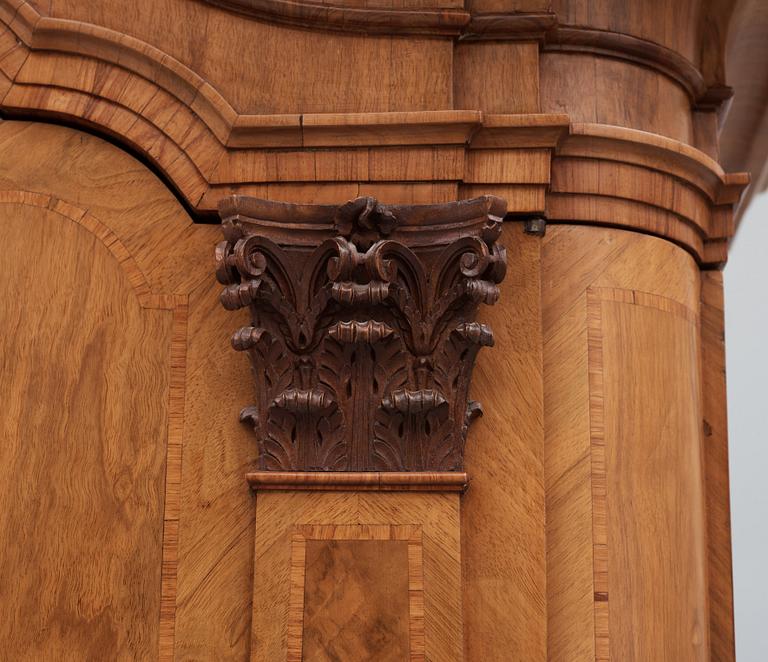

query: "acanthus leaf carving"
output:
216 194 507 472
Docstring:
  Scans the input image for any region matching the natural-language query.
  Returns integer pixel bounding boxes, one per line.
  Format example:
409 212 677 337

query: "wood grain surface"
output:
464 223 546 661
300 538 411 661
593 287 708 661
0 0 752 654
0 120 218 661
251 491 461 661
700 270 736 662
543 225 710 662
0 196 173 660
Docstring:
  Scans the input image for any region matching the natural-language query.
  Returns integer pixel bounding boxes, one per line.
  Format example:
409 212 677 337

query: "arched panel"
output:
0 199 174 659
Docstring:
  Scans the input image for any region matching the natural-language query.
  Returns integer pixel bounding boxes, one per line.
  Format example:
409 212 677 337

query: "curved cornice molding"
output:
204 0 470 36
1 2 247 146
563 123 748 205
205 1 729 107
551 124 749 265
541 27 724 107
463 17 730 107
1 0 729 110
0 1 749 264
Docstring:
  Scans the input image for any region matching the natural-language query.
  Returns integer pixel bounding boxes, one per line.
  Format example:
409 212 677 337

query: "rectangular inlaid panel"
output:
287 524 423 662
251 491 461 661
302 539 410 661
588 287 708 661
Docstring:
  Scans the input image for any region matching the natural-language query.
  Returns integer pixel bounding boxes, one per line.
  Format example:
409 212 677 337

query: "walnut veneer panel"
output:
542 225 707 661
302 539 410 661
0 201 172 659
0 121 217 296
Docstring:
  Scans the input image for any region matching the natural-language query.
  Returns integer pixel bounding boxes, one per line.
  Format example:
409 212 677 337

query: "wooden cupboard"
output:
0 1 760 659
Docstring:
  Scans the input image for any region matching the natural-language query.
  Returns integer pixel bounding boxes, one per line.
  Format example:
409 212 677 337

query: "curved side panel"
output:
543 225 708 661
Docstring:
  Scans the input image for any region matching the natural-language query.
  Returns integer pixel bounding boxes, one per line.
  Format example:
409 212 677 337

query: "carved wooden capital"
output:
215 195 507 471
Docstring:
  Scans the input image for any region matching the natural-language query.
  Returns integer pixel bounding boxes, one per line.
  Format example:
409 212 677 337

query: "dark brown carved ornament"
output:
215 195 507 472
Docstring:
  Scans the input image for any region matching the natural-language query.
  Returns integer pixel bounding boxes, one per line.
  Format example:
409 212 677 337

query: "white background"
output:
724 192 768 660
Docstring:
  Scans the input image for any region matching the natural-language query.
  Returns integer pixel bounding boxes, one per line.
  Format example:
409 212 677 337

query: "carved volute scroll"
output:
215 195 507 471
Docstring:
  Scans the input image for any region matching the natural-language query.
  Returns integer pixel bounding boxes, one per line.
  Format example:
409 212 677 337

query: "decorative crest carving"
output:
215 195 507 471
